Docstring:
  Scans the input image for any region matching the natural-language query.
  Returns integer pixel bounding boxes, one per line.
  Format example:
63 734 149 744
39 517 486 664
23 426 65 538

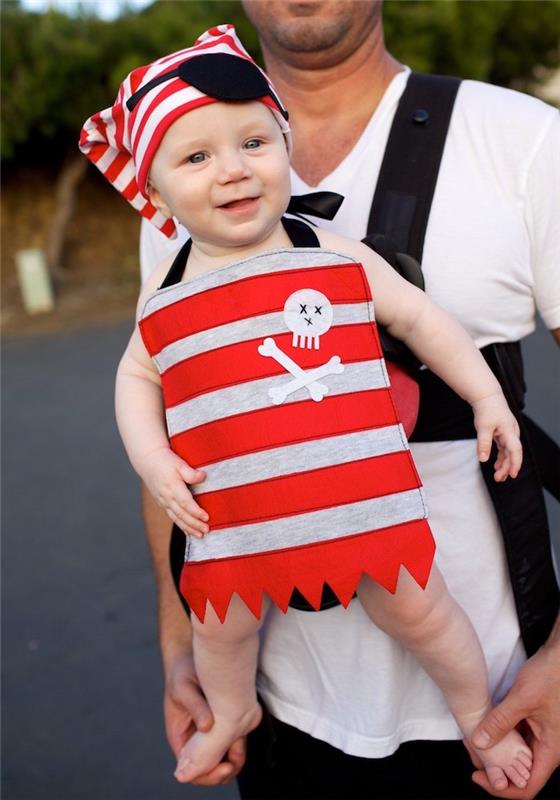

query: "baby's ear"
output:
146 180 172 218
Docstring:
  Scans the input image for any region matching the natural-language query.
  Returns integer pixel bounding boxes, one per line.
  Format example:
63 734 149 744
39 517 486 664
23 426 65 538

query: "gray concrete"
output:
2 318 238 800
2 316 558 800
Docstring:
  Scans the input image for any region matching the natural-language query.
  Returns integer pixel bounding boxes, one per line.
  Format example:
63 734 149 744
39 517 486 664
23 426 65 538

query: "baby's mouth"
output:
218 197 259 211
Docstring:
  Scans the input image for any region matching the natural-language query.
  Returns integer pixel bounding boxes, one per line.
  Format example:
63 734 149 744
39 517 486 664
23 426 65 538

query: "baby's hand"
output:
472 392 522 482
139 447 209 537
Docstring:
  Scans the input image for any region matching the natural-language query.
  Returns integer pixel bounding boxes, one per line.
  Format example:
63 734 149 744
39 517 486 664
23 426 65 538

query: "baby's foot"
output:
174 702 262 783
469 728 533 792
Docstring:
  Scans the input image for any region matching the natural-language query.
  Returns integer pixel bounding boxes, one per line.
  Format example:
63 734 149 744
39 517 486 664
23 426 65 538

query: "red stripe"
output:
160 217 177 238
139 263 371 356
85 142 109 165
122 176 139 201
180 518 435 622
136 94 217 193
133 76 194 154
197 451 420 529
171 388 398 467
161 323 382 407
104 150 132 184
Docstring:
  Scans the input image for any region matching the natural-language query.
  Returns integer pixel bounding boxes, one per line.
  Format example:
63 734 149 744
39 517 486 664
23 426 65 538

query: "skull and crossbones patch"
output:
258 288 345 404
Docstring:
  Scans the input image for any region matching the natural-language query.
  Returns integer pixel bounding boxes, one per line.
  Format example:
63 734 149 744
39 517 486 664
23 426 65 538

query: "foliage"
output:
0 0 253 162
2 0 559 164
383 0 560 86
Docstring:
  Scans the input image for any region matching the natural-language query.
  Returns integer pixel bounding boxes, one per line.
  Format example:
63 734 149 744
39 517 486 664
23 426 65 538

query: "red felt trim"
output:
198 451 420 529
180 518 435 622
139 263 368 355
170 388 398 467
161 323 382 407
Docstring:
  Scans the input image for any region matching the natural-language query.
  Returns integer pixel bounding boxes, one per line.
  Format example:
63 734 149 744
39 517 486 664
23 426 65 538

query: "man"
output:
139 2 560 797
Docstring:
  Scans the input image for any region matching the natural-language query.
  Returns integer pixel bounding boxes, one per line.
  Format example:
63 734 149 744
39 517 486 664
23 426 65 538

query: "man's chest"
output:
290 117 372 186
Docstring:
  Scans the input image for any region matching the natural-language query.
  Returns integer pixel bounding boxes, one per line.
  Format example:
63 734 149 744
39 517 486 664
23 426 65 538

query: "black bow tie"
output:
286 191 344 222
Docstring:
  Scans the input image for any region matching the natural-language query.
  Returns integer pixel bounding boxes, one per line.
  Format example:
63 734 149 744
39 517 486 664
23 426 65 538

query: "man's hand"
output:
469 644 560 798
164 648 247 786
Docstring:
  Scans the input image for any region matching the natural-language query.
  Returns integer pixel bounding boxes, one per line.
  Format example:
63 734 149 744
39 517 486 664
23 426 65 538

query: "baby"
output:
80 24 532 792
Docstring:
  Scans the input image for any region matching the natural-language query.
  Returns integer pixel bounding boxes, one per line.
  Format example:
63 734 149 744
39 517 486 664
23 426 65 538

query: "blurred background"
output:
2 1 559 798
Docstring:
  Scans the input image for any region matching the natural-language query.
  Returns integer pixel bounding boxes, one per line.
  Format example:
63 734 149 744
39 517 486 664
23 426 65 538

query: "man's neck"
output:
261 34 403 186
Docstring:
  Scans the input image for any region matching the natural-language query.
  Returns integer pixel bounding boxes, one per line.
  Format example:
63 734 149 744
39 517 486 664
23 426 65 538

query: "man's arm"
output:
550 328 560 347
142 486 246 785
470 613 560 799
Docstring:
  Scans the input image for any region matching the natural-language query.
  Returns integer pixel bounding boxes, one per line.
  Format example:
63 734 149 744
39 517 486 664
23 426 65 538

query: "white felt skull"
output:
283 289 333 349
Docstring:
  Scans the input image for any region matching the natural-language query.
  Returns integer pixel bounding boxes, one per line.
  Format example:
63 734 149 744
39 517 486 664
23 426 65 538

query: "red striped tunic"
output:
139 248 435 622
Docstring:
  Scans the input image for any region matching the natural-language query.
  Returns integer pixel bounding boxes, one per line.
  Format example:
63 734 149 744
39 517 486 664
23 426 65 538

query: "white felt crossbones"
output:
258 337 344 404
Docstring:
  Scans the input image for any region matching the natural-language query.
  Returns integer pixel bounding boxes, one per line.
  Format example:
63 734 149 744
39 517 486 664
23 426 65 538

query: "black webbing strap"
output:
361 74 461 391
291 73 464 614
159 217 319 289
159 239 192 289
520 414 560 500
367 72 461 260
478 344 560 655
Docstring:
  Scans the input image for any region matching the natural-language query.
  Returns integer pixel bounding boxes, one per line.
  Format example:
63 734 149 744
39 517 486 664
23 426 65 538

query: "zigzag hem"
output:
180 518 435 623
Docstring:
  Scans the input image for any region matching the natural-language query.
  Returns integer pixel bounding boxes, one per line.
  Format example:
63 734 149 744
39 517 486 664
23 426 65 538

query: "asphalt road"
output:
2 316 558 800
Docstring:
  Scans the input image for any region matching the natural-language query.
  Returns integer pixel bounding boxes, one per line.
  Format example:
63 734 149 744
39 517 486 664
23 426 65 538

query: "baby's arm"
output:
318 231 521 481
115 262 209 536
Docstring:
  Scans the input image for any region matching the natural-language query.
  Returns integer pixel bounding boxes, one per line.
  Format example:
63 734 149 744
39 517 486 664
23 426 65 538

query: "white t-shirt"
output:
140 71 560 757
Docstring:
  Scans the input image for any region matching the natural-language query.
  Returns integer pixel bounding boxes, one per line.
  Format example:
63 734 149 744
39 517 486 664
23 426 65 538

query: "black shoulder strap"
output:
159 218 319 289
159 239 192 289
367 72 461 262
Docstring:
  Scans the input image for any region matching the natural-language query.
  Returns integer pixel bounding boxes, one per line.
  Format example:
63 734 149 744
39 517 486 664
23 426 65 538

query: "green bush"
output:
2 0 559 164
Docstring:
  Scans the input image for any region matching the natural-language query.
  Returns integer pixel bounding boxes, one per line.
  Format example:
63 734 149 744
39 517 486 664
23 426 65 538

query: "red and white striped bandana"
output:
79 24 291 239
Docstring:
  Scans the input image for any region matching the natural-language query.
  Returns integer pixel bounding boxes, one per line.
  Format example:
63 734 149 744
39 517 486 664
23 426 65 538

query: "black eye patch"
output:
127 53 288 120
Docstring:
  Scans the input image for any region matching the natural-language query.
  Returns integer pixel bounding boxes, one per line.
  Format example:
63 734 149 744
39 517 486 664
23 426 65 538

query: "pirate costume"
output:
80 25 435 623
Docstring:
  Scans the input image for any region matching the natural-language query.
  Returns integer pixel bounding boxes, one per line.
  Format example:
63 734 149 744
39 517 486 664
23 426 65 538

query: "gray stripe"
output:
167 358 387 436
142 248 358 318
194 425 408 495
155 301 375 370
186 488 426 562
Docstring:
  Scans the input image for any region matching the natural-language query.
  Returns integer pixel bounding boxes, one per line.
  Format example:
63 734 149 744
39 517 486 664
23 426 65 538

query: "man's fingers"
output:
175 733 247 786
187 738 246 786
472 698 527 749
472 752 552 800
472 768 522 798
226 736 247 776
164 688 213 758
463 736 484 769
176 684 213 733
190 763 235 787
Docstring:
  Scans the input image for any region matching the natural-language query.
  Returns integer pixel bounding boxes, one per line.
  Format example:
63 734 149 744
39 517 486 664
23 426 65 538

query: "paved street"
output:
2 316 558 800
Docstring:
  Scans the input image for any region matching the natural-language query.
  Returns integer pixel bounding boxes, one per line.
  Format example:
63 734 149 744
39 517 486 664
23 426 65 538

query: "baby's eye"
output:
244 138 263 150
188 152 207 164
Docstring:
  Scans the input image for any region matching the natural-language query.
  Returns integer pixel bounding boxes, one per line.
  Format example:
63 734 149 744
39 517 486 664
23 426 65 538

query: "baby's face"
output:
148 100 291 254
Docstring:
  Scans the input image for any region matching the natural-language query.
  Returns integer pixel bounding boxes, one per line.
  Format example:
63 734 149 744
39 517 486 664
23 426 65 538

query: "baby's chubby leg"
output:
357 567 532 792
174 595 268 783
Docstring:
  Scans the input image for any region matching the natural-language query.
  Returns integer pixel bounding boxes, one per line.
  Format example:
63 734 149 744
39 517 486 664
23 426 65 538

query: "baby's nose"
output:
217 151 251 183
